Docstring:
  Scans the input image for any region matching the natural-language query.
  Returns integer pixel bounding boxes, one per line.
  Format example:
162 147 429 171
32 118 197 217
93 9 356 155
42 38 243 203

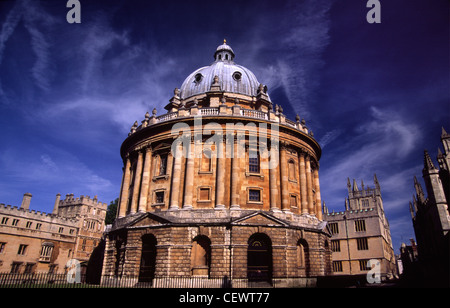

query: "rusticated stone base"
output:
101 209 332 286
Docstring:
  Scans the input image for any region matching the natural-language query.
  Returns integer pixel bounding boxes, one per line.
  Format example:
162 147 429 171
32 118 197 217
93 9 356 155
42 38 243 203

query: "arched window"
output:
191 236 211 276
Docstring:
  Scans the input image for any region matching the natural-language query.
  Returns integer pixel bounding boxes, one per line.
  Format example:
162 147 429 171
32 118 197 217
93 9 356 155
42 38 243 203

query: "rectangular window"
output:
155 191 165 204
11 262 22 274
359 259 371 271
248 151 260 173
332 261 343 272
329 222 339 235
198 188 210 201
1 217 9 225
17 244 28 255
290 195 297 207
355 219 366 232
58 227 64 233
249 189 261 202
159 154 168 175
331 240 341 252
48 264 57 274
36 223 42 230
288 160 296 181
0 242 6 254
12 219 19 226
26 221 32 228
24 263 35 274
357 237 369 250
200 150 212 172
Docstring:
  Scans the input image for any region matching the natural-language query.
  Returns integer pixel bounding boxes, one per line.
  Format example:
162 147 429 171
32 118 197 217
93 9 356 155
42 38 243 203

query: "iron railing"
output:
0 272 314 288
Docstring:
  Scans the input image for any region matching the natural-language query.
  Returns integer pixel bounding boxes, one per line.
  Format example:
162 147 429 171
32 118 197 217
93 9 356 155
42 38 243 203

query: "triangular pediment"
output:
232 212 289 227
127 212 171 228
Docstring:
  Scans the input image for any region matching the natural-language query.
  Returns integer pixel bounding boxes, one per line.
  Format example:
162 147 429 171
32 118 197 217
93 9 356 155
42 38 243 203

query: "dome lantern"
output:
214 39 235 62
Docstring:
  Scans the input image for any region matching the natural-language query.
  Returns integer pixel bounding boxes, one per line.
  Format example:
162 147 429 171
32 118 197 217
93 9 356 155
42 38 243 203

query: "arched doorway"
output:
247 233 272 282
139 234 157 283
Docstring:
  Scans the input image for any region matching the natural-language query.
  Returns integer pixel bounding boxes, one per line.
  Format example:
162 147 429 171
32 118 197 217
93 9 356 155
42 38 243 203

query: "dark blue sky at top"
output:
0 0 448 251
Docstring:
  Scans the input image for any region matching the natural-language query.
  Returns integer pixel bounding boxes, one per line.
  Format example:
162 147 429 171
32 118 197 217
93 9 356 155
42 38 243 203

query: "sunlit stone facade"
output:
102 42 331 287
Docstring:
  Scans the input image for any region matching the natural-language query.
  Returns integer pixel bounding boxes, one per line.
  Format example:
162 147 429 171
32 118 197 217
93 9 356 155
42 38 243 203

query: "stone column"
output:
299 153 308 214
183 140 194 209
119 157 131 217
130 151 144 214
230 134 240 209
269 142 280 211
313 167 322 220
280 143 289 212
305 155 314 215
215 137 226 209
138 146 152 213
170 142 183 210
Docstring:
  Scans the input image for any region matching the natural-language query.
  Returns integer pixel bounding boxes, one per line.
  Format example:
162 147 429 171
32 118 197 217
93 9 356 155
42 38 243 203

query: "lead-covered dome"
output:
179 41 267 100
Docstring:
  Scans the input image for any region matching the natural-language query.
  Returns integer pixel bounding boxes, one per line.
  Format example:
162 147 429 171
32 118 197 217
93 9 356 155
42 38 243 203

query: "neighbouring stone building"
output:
323 175 397 280
408 127 450 287
0 193 107 274
101 41 332 287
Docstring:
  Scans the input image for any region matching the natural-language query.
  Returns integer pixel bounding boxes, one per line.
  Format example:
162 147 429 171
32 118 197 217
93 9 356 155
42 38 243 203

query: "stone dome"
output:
179 41 267 100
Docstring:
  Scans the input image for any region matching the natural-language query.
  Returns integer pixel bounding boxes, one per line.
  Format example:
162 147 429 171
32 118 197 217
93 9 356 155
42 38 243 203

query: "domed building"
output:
101 41 331 287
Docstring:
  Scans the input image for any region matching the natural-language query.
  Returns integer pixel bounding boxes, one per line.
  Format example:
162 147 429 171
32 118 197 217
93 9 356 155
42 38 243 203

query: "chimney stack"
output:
52 193 61 215
20 193 32 210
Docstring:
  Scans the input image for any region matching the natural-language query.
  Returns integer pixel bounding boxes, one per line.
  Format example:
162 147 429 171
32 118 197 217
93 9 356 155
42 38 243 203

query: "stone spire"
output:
423 150 437 171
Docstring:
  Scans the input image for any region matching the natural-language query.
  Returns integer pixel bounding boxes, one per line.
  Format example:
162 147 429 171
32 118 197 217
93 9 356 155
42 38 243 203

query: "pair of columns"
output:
298 152 322 220
118 147 152 217
270 145 321 219
171 137 229 210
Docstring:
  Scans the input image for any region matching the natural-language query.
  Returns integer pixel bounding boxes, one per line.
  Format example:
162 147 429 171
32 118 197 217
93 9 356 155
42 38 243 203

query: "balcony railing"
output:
130 105 312 137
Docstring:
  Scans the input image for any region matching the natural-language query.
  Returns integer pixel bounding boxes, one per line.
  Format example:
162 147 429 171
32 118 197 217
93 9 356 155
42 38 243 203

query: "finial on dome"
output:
224 39 227 44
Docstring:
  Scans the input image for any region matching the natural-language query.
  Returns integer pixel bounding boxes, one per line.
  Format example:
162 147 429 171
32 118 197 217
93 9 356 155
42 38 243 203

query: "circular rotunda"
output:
101 41 331 287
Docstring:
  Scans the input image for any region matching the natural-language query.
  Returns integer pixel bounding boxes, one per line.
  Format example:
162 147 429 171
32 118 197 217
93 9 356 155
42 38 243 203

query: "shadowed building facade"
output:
101 42 331 287
408 128 450 287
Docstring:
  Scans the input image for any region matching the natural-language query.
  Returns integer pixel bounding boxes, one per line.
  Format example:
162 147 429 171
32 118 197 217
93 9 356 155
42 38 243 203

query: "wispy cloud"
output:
271 0 333 120
0 0 59 99
319 129 343 148
320 106 422 207
238 0 333 121
0 0 23 104
0 145 113 198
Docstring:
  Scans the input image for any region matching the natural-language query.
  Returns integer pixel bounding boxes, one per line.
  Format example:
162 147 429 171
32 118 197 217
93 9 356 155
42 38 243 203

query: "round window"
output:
232 71 242 81
194 73 203 83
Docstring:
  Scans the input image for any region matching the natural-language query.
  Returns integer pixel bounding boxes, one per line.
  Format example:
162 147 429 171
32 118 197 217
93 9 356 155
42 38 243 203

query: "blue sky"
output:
0 0 448 252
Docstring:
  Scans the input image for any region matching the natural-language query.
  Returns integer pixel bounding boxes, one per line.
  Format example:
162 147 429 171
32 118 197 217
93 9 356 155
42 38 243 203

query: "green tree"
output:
105 198 118 225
